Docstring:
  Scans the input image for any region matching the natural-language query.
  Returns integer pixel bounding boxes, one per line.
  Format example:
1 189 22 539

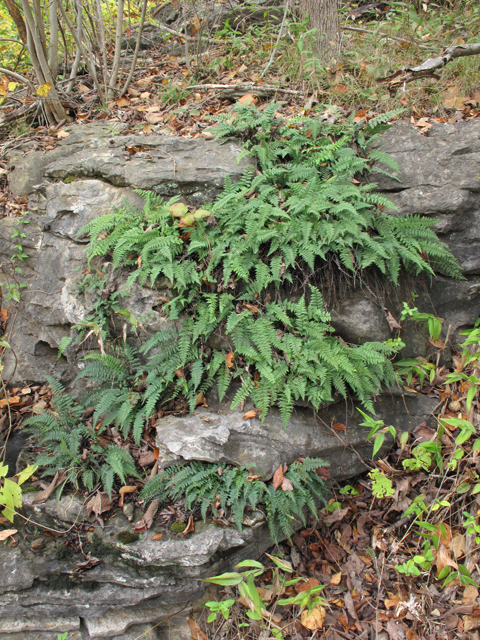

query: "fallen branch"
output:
342 25 428 48
377 42 480 90
0 67 35 93
187 83 302 96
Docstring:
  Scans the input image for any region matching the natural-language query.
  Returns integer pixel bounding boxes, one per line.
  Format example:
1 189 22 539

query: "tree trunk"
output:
4 0 27 44
299 0 341 64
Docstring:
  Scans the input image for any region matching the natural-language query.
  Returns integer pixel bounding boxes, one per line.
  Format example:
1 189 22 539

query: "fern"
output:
27 102 463 504
141 457 328 542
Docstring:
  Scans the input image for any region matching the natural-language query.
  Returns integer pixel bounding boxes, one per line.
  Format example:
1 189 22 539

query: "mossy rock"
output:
116 530 140 544
170 521 187 534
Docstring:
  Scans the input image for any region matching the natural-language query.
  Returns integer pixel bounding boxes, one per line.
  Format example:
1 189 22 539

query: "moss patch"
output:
170 521 187 534
116 530 140 545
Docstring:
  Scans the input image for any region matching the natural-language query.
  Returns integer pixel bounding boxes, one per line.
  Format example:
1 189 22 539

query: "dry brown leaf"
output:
281 477 293 492
57 130 69 139
118 485 137 507
323 507 350 526
188 617 207 640
144 498 160 529
86 491 112 517
145 113 163 125
463 585 479 605
191 15 202 35
237 93 257 106
463 615 480 632
336 83 348 94
32 470 66 504
181 515 194 536
405 631 421 640
384 308 401 330
151 533 163 541
116 96 130 107
137 76 153 88
300 605 326 631
138 450 156 467
242 409 258 420
0 396 20 408
435 522 452 547
436 544 458 574
226 352 234 368
451 533 466 559
344 591 357 620
78 83 90 94
332 422 346 431
245 303 259 313
0 529 17 541
330 571 342 585
273 465 284 491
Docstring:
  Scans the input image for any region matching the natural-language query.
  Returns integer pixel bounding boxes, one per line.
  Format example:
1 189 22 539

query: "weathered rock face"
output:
0 493 273 639
156 388 438 481
2 119 480 638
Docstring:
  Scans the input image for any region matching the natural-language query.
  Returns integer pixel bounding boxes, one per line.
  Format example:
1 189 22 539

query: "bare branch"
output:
377 42 480 90
260 0 289 79
107 0 125 99
119 0 148 97
0 67 35 93
187 83 302 96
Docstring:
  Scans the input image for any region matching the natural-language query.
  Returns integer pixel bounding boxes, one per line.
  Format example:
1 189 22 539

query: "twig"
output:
260 0 289 79
119 0 148 97
377 42 480 89
186 83 302 95
0 67 35 93
343 25 429 48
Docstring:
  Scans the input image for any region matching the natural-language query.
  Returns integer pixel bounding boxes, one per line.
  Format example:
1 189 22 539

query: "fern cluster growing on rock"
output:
25 103 461 503
140 457 329 543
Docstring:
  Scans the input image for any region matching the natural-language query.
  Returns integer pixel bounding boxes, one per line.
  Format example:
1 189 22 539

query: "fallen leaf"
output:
0 529 17 541
242 409 258 420
330 571 342 585
0 396 20 408
332 422 346 431
317 466 330 481
344 591 357 620
463 615 480 632
57 130 69 139
151 533 163 541
281 477 293 491
273 465 284 491
134 498 160 533
300 605 326 631
336 83 348 93
188 617 207 640
245 303 259 313
118 485 137 507
85 491 112 517
37 82 51 97
226 352 234 368
138 450 156 467
32 470 66 504
384 308 401 330
74 555 101 573
78 83 90 94
463 585 479 605
451 533 466 558
436 544 458 575
237 93 257 106
145 113 163 124
323 507 350 525
181 515 194 536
